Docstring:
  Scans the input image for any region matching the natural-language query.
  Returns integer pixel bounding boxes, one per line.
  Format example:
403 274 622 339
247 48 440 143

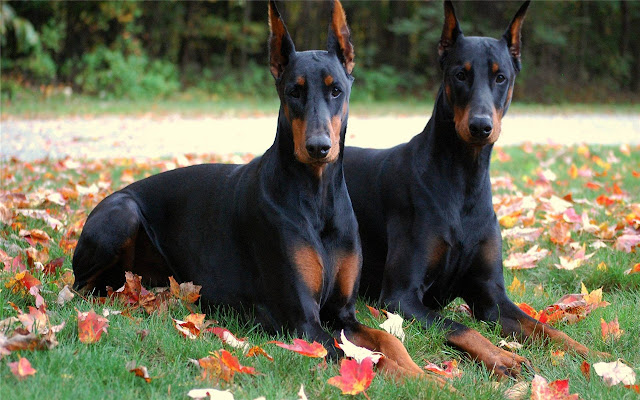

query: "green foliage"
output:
72 46 179 99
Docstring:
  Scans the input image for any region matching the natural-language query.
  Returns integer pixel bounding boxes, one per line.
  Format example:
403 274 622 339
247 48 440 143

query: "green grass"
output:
2 89 639 119
1 144 639 399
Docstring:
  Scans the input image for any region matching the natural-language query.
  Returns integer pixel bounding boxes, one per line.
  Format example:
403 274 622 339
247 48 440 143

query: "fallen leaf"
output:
600 317 623 341
270 338 328 358
56 285 75 306
498 339 523 351
615 233 640 253
335 330 383 364
530 375 578 400
423 359 462 379
169 276 202 303
508 276 526 296
580 361 591 381
366 305 381 318
197 350 257 382
8 357 37 380
503 381 529 400
625 262 640 275
328 357 375 396
379 310 405 343
550 350 565 366
126 360 152 383
593 360 636 386
5 271 41 294
208 327 250 351
549 222 572 246
504 245 549 270
173 318 201 340
187 388 234 400
246 346 273 361
298 384 308 400
77 309 109 343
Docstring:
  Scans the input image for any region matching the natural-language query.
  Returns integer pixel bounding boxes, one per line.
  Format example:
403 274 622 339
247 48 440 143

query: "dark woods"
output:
2 1 639 103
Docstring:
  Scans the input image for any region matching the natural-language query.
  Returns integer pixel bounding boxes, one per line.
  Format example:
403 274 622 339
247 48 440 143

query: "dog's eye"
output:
331 86 342 98
496 74 506 84
288 87 301 99
455 71 466 81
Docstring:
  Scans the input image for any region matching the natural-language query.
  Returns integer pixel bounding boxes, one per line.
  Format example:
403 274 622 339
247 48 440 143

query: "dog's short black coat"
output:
344 0 608 378
73 0 429 378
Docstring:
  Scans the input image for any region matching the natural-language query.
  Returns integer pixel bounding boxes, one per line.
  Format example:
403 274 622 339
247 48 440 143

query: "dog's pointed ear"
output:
327 0 355 75
269 0 295 80
439 1 462 58
503 0 530 72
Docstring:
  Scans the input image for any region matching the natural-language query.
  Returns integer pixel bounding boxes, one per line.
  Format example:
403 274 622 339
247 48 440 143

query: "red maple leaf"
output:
270 338 328 358
8 357 37 380
423 360 462 379
77 309 109 343
531 375 579 400
328 357 375 397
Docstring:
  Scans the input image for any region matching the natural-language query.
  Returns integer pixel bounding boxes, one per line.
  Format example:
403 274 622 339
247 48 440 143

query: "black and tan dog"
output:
344 0 607 378
73 0 426 377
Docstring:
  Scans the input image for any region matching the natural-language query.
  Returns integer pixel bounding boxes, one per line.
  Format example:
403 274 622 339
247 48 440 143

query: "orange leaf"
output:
270 338 328 358
625 262 640 275
169 276 201 303
549 222 572 246
77 309 109 343
530 375 579 400
580 361 591 381
600 317 624 341
126 361 152 383
366 305 381 318
5 271 41 294
328 357 375 396
172 318 201 339
8 357 37 380
423 360 462 379
246 345 274 361
197 350 257 382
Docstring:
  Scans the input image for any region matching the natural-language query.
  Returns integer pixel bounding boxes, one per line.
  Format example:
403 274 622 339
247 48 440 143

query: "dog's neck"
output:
418 86 493 194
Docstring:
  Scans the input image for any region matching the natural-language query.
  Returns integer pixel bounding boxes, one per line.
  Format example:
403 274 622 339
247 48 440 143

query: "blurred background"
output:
2 0 639 106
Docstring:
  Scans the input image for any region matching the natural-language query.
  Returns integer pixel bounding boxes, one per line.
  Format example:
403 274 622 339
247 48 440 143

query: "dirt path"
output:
2 113 638 161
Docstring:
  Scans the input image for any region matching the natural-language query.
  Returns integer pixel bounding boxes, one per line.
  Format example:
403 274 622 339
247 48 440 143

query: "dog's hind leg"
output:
72 193 144 293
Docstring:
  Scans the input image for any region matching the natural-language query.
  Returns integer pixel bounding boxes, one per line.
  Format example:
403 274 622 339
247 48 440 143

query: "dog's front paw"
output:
483 348 531 380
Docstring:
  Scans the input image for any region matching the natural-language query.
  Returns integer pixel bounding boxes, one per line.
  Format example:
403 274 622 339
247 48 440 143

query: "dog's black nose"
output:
469 116 493 138
306 136 332 159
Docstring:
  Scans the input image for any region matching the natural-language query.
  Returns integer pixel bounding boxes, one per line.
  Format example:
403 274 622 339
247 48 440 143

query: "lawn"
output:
1 142 639 399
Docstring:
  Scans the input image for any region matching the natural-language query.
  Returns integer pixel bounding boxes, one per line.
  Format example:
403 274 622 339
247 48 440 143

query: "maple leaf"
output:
504 245 549 270
549 222 572 246
580 361 591 380
246 346 274 361
8 357 37 380
26 246 50 267
77 309 109 344
550 350 565 366
614 233 640 253
379 310 405 342
5 271 42 294
169 276 202 303
593 360 636 386
43 257 65 275
508 276 526 296
19 229 51 247
624 262 640 275
498 339 523 351
187 388 235 400
197 350 257 382
173 318 201 340
553 245 594 270
530 375 579 400
207 327 250 351
335 330 383 364
56 285 75 306
600 317 623 341
328 357 375 397
423 360 462 379
126 361 152 383
270 338 328 358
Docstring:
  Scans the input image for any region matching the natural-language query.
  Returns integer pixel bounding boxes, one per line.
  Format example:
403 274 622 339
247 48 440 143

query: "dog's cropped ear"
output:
503 0 530 72
269 0 295 80
327 0 355 75
439 1 462 58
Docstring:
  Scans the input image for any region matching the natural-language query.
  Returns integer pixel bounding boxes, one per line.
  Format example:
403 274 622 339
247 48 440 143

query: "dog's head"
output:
269 0 355 177
439 1 529 147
